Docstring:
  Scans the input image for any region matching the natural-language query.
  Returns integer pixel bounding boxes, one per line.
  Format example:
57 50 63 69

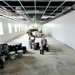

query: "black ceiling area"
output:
0 0 75 24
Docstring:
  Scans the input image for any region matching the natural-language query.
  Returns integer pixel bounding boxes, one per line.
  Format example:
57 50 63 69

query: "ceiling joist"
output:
0 0 75 23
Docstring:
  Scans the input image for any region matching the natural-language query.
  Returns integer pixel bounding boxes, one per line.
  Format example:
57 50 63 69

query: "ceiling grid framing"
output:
2 0 22 21
50 0 66 16
2 0 15 12
44 0 66 21
40 0 52 21
34 0 36 21
0 0 75 24
34 0 37 24
17 0 32 22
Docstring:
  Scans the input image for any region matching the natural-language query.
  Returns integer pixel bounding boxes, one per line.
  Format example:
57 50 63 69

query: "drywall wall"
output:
0 17 27 43
43 10 75 49
28 23 43 31
37 24 43 31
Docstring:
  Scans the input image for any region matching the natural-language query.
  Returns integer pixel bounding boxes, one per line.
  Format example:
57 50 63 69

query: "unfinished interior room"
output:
0 0 75 75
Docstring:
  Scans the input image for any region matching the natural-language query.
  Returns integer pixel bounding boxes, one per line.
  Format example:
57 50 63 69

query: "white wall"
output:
0 17 28 43
28 23 43 31
43 10 75 49
37 25 43 31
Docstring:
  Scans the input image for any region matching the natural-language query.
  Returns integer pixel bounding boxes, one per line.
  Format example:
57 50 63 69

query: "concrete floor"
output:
0 34 75 75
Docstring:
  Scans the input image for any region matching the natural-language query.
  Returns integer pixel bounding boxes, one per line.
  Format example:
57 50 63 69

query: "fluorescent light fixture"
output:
42 16 55 19
42 16 48 19
23 10 43 14
10 16 24 19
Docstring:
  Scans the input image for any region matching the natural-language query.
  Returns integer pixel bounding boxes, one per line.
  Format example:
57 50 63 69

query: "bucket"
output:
40 50 44 55
21 46 26 54
17 50 23 58
0 44 2 50
2 44 9 55
0 44 2 55
2 44 8 50
1 55 5 62
9 51 15 59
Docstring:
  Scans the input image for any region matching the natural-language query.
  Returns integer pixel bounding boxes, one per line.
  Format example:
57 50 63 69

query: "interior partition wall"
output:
0 17 27 43
43 10 75 49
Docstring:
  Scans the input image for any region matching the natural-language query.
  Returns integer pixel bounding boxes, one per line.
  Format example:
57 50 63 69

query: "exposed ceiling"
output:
0 0 75 24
